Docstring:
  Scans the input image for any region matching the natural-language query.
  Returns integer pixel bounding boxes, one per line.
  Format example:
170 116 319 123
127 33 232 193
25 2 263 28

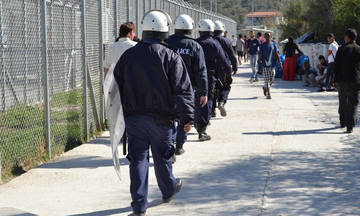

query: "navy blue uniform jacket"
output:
196 35 231 78
166 34 208 96
114 39 195 124
214 35 238 72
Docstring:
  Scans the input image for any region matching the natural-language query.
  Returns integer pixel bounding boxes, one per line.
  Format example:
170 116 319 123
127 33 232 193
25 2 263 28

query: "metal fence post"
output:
40 0 51 158
0 153 2 183
81 0 88 141
143 0 146 14
168 1 170 14
98 0 104 130
136 0 139 36
71 4 76 89
23 0 29 104
114 0 118 37
127 0 130 21
0 0 5 112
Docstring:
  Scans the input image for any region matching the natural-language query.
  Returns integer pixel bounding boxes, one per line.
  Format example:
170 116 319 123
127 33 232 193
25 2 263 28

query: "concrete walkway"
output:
0 63 359 216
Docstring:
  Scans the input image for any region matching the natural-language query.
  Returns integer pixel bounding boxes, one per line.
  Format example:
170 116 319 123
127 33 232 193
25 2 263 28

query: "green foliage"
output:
50 88 83 107
306 0 333 40
331 0 360 42
281 0 360 42
280 0 309 39
0 88 86 182
0 104 44 129
0 104 46 181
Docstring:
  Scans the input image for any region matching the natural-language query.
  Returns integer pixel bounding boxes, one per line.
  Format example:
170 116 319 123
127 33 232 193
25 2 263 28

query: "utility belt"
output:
152 116 175 127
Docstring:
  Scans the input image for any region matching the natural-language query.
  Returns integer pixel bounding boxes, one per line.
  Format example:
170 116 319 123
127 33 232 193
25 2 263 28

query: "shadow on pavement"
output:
146 135 360 215
148 156 270 215
265 135 360 215
87 137 111 147
243 126 344 136
39 155 130 169
68 199 163 216
227 96 258 101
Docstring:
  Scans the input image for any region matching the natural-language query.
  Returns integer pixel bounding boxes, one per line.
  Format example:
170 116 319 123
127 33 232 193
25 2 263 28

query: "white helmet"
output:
214 20 226 32
141 10 172 32
174 14 194 30
199 19 215 32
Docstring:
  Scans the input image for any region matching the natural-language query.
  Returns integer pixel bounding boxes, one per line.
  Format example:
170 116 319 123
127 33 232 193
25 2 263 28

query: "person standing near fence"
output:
323 33 339 92
247 30 261 83
103 22 137 181
257 32 264 44
213 20 237 117
196 19 229 141
114 10 194 215
104 22 137 78
258 32 282 99
244 35 249 62
334 28 360 134
283 37 303 81
236 34 245 65
166 14 208 155
231 35 237 52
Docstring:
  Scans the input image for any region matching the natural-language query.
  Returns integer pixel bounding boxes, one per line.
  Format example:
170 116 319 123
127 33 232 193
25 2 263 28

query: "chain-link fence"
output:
0 0 236 180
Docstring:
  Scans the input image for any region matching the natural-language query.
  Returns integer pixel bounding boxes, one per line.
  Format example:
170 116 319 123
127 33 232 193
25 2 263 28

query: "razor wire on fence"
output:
0 0 237 178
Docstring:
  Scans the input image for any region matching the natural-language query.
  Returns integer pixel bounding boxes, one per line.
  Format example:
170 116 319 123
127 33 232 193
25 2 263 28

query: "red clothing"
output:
283 57 297 81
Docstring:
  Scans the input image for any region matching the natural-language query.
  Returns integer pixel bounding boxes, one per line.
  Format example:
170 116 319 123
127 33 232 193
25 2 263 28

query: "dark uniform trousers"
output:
326 62 336 89
125 115 177 213
175 121 186 145
338 83 359 128
212 78 231 115
195 75 216 131
219 84 231 104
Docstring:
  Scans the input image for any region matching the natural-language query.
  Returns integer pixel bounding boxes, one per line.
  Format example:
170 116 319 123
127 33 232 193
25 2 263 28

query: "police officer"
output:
166 14 208 155
196 19 230 141
213 20 238 117
113 10 194 216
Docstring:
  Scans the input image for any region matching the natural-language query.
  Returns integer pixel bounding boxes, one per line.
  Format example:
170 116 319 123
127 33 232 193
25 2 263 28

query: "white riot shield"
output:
104 63 125 181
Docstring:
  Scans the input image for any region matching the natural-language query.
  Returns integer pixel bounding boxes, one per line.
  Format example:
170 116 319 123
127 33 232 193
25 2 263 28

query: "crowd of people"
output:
102 8 360 215
232 29 359 134
300 29 360 133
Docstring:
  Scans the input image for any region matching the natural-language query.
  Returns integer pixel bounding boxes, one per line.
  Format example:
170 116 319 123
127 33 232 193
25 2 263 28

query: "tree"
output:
306 0 334 41
331 0 360 42
280 0 309 39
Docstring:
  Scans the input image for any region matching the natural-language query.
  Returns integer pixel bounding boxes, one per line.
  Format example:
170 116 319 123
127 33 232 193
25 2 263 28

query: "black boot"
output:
163 178 183 203
218 102 227 117
346 127 353 134
175 143 185 155
212 110 217 118
199 132 211 141
197 125 211 141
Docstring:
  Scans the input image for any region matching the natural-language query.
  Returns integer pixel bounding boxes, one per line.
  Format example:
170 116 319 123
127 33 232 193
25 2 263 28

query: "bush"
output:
0 88 91 182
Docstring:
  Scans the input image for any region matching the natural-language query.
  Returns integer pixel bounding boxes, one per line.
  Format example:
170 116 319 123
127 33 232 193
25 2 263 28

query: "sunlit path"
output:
0 63 359 216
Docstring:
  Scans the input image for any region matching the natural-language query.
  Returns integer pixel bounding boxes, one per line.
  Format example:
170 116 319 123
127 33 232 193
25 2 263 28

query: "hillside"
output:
185 0 285 26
